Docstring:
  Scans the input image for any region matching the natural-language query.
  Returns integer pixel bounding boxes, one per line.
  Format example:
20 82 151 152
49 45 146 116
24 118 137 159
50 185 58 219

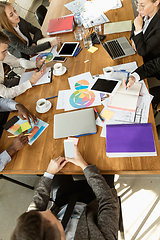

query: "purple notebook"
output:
106 123 156 154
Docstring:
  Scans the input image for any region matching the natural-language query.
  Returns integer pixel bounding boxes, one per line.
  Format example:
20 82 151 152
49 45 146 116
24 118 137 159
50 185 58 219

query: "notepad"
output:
54 108 97 139
106 123 157 157
19 67 52 86
104 20 132 35
108 82 142 112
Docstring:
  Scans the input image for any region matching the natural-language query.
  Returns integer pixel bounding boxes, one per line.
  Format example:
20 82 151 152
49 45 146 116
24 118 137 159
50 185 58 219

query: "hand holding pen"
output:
123 74 136 89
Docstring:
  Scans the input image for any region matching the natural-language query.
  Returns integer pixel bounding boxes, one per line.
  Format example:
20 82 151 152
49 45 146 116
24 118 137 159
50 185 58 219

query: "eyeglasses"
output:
134 1 145 10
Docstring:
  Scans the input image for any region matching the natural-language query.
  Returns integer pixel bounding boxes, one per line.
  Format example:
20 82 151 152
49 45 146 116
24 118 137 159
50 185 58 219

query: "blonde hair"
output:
0 1 26 44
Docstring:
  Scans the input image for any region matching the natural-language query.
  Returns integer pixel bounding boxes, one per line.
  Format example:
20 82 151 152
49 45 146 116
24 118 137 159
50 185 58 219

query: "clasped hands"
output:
46 146 88 175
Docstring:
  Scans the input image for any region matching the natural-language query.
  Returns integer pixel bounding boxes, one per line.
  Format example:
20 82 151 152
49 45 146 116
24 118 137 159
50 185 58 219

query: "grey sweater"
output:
28 165 119 240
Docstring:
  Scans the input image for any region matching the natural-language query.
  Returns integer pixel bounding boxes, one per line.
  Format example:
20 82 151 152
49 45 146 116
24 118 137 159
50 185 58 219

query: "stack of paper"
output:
106 123 157 157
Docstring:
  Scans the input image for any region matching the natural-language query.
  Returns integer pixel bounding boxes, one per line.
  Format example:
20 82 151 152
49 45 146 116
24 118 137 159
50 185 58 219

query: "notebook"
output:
19 67 52 86
47 15 74 35
108 82 142 112
106 123 157 158
104 20 132 35
54 108 97 139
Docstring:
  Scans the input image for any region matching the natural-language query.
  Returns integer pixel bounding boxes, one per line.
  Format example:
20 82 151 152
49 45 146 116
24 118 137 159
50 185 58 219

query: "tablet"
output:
58 42 79 56
91 78 121 95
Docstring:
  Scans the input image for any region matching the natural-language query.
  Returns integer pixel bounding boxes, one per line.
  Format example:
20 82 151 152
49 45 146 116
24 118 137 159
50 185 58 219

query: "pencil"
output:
126 72 130 90
94 108 104 122
8 133 32 138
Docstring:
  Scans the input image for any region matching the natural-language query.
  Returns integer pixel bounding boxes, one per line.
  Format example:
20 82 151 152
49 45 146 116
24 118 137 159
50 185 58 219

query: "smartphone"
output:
64 139 74 158
53 56 67 62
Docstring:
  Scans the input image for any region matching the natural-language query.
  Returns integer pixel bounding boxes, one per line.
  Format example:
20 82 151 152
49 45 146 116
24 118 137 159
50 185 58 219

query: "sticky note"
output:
21 122 31 132
87 46 98 53
101 109 114 120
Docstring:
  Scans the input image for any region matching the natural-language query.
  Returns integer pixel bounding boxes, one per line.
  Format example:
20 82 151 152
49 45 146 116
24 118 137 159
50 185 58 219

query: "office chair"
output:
35 5 47 26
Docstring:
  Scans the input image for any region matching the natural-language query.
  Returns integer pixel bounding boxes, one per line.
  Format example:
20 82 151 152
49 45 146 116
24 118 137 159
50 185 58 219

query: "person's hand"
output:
6 133 29 157
65 146 88 170
29 65 46 85
134 14 143 32
15 104 38 125
46 156 68 175
36 59 45 69
131 40 137 52
123 76 136 89
50 37 61 47
31 43 36 46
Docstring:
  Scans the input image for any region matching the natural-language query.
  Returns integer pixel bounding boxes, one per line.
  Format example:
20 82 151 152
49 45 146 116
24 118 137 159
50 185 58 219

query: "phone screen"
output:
53 56 66 62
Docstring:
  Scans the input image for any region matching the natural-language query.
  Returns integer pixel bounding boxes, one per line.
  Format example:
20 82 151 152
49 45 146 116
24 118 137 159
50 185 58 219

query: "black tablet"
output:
58 42 79 56
91 78 121 94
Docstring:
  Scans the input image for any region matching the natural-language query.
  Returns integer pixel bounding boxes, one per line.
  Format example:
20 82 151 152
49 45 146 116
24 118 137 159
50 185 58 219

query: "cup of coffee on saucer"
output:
103 67 114 77
53 63 67 76
36 98 52 113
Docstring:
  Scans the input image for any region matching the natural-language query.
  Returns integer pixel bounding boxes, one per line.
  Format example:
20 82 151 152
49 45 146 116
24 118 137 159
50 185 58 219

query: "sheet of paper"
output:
7 117 49 145
64 0 86 14
19 68 52 86
104 20 132 35
91 0 122 12
56 90 71 109
64 88 101 111
68 72 94 89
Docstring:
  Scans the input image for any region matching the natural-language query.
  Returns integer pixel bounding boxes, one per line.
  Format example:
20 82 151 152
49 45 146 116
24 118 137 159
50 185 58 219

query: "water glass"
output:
74 27 83 41
74 12 82 26
82 29 92 49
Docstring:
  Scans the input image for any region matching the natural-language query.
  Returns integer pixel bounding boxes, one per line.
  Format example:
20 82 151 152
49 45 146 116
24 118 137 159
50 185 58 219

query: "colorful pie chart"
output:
69 80 95 109
36 52 53 63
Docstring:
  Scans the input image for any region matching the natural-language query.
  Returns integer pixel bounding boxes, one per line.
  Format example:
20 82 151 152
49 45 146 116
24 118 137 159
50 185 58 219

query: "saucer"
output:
53 66 67 76
36 101 52 113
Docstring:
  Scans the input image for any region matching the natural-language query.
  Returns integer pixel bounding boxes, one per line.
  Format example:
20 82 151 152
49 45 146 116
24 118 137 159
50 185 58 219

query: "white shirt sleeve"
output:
0 98 17 112
0 80 32 99
44 172 54 179
134 29 142 36
3 54 36 70
0 150 11 172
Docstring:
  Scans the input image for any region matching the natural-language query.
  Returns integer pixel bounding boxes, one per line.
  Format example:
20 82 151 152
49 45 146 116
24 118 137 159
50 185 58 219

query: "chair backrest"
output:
35 5 47 26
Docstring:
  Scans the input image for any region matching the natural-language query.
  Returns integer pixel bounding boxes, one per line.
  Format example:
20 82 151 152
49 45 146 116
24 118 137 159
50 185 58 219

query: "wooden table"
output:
0 0 160 175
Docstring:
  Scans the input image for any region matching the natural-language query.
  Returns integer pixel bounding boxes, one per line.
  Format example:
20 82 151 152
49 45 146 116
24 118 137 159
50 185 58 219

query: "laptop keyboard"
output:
104 40 125 59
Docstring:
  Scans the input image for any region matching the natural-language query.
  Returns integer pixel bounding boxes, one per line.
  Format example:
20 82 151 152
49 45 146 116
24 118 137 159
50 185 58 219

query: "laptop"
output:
54 108 97 139
94 31 135 60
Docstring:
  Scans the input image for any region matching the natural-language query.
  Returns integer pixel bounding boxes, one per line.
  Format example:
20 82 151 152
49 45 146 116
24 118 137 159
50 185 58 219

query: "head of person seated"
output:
0 31 10 61
0 1 25 43
10 210 66 240
135 0 160 18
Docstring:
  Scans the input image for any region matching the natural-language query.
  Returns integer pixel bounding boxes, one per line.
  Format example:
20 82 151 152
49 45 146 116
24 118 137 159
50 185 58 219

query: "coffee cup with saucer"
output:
36 98 52 113
103 67 114 77
53 63 67 76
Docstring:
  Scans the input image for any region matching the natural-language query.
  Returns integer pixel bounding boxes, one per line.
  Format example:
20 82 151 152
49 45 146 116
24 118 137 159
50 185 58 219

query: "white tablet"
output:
58 42 79 56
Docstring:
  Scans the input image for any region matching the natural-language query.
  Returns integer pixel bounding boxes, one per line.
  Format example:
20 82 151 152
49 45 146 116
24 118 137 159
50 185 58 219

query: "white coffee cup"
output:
103 67 114 77
36 98 48 112
54 63 63 75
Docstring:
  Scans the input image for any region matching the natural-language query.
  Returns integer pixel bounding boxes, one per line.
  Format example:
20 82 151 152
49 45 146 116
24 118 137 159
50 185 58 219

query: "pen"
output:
38 61 45 72
45 95 58 100
114 70 128 73
8 133 32 138
94 108 104 122
73 47 80 57
126 72 130 90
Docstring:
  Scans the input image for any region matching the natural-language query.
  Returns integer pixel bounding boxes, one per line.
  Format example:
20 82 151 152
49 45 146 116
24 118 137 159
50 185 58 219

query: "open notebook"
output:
108 82 142 112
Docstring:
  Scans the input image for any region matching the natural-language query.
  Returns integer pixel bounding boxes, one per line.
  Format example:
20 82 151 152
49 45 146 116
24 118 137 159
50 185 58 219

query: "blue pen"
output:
74 47 80 56
126 72 130 90
114 69 128 73
45 95 58 100
75 48 82 57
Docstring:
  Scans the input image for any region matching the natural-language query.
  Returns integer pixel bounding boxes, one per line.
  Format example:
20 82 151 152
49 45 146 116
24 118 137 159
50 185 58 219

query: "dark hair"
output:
10 210 61 240
0 30 10 44
0 1 26 44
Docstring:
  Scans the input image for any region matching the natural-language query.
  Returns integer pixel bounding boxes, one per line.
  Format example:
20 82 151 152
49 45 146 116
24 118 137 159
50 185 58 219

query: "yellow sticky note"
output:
21 122 31 132
88 46 98 53
101 109 114 120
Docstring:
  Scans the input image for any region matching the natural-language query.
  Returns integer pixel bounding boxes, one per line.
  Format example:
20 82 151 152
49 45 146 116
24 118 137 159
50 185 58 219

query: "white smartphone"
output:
64 139 74 158
53 56 67 62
